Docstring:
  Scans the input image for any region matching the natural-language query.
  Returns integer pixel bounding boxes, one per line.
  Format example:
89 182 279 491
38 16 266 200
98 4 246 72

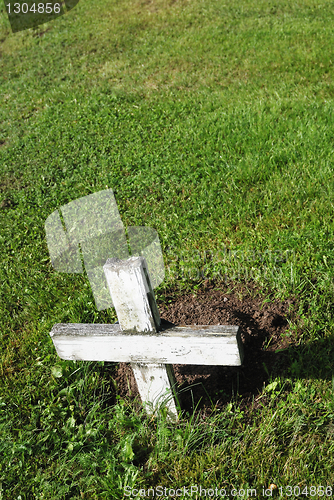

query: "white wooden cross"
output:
45 189 243 420
49 255 244 421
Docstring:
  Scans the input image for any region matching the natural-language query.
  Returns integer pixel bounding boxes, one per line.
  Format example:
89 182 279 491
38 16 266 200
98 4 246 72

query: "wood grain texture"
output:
131 363 179 420
102 256 177 418
50 323 243 366
103 256 160 333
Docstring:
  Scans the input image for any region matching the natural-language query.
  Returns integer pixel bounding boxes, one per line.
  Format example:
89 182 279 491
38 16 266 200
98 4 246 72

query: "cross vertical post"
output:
103 256 179 420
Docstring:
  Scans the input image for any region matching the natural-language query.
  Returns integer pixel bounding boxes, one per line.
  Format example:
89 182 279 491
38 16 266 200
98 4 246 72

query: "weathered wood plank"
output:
102 256 178 418
49 323 243 366
131 363 179 417
50 321 239 337
103 256 161 333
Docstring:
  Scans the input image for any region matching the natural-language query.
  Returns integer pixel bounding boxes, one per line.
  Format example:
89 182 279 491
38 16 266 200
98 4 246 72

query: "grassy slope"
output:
1 0 334 497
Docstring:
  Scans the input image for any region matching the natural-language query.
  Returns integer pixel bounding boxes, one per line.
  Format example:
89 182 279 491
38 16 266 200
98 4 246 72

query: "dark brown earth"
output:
113 279 300 416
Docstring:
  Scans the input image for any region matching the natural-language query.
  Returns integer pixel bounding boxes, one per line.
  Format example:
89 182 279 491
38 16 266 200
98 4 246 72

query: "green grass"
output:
1 0 334 497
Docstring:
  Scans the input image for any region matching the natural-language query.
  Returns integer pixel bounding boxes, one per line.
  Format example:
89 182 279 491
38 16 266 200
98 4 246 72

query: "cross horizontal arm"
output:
50 323 243 366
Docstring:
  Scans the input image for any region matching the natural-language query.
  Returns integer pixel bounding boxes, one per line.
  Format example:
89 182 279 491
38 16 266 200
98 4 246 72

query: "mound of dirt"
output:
113 280 298 414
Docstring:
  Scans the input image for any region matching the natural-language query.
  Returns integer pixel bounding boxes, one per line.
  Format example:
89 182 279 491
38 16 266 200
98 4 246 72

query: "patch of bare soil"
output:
113 279 299 415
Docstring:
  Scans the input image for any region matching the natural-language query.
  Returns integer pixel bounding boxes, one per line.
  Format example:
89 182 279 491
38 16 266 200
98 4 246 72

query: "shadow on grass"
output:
173 334 334 416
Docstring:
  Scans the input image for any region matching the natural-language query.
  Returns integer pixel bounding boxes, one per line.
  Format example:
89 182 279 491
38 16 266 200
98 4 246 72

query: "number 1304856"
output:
6 3 61 14
279 486 333 497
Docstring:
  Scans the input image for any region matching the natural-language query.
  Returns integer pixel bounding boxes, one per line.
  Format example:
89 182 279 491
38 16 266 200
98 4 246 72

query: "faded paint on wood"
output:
102 256 178 418
50 321 240 337
49 323 243 365
131 363 179 420
103 256 161 333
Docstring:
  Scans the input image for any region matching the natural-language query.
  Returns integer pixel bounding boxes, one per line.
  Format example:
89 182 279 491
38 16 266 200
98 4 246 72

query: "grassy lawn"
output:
1 0 334 497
